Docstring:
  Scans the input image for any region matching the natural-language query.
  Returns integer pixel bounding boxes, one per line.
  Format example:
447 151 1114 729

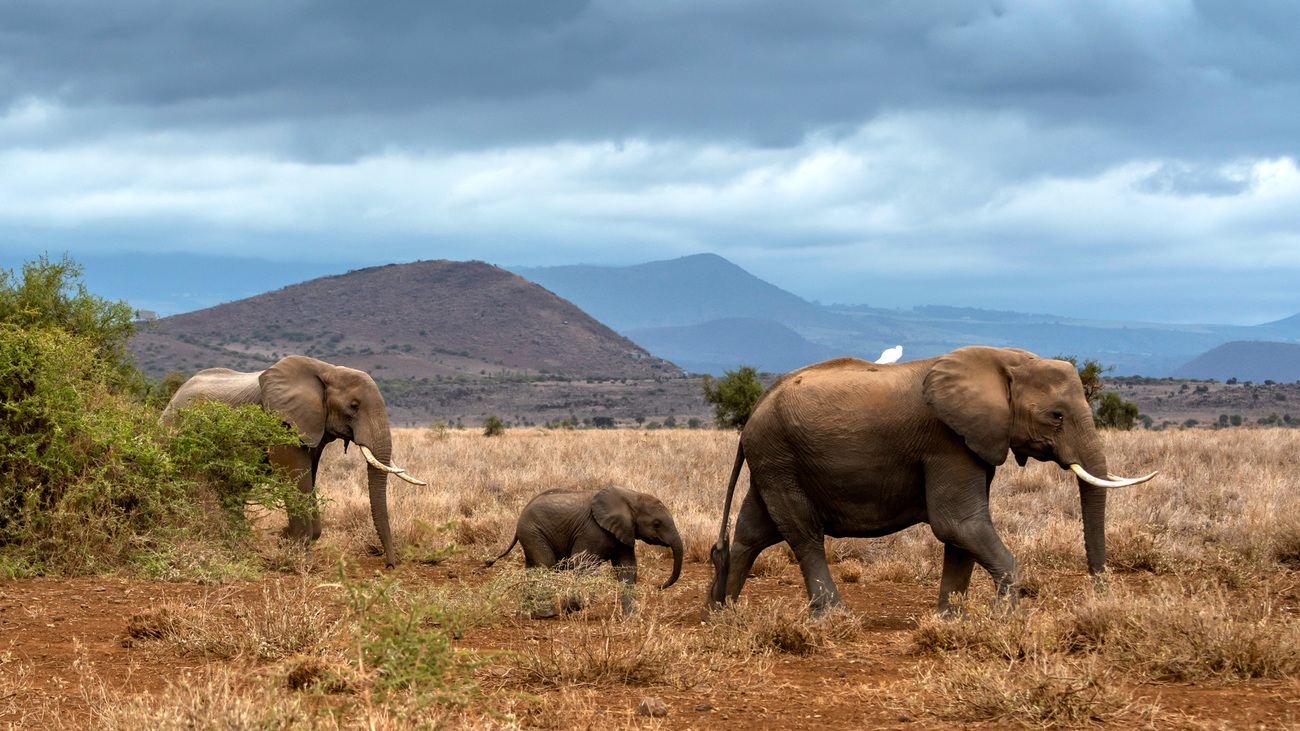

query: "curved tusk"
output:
394 471 428 486
1070 463 1159 489
358 445 394 472
358 445 429 485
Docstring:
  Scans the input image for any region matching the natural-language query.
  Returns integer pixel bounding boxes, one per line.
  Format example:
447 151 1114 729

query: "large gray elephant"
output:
485 486 684 615
161 355 426 567
707 346 1157 615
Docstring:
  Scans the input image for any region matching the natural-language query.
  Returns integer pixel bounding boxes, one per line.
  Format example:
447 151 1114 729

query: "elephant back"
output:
161 368 265 424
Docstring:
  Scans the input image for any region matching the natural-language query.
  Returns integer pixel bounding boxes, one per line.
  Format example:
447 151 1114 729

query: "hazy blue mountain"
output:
512 254 843 330
513 254 1300 377
1171 341 1300 383
624 318 836 375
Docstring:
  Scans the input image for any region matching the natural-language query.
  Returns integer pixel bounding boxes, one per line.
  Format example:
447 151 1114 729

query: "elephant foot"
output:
560 595 585 614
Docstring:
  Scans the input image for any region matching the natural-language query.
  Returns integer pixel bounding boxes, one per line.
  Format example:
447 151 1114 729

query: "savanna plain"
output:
5 428 1300 730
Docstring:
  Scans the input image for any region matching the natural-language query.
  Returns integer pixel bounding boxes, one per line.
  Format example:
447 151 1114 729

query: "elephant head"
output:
259 355 424 567
590 486 683 589
923 346 1156 575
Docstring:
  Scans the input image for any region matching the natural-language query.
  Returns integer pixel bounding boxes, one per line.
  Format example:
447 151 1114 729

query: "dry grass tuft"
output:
515 614 701 688
703 598 861 657
281 655 354 693
907 654 1153 727
125 582 336 661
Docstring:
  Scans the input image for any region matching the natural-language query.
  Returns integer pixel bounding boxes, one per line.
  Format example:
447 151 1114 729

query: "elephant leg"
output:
519 537 562 619
308 450 324 541
612 549 638 616
937 542 977 615
762 487 842 615
930 466 1019 609
272 447 316 547
724 491 785 605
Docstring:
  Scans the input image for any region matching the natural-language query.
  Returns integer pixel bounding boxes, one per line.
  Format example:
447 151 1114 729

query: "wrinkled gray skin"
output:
161 355 400 567
709 346 1140 615
486 486 684 616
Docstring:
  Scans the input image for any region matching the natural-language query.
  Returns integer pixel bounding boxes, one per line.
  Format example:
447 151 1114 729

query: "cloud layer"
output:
2 1 1298 323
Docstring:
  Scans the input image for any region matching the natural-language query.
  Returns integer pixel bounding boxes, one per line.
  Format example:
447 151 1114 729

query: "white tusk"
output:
1070 463 1159 489
358 445 429 485
395 472 428 486
358 445 393 471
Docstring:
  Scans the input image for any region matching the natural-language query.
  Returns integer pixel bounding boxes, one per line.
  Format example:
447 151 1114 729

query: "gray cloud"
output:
2 0 1300 324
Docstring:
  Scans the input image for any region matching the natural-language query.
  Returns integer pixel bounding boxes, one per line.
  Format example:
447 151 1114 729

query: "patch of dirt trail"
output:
3 556 1300 729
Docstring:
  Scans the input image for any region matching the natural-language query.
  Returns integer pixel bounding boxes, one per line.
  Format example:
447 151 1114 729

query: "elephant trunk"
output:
661 531 684 590
1076 446 1109 576
365 441 397 568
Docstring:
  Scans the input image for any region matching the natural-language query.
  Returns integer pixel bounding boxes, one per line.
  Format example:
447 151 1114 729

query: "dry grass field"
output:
5 428 1300 729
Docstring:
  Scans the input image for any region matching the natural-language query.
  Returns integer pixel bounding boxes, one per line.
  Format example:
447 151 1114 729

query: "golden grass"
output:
311 428 1300 588
70 428 1300 728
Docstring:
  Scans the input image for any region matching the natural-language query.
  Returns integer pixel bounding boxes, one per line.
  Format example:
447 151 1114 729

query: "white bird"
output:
875 345 903 364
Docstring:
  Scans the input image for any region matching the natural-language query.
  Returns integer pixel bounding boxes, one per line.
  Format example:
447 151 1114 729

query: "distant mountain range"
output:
130 260 679 381
516 254 1300 379
1172 341 1300 383
121 253 1300 383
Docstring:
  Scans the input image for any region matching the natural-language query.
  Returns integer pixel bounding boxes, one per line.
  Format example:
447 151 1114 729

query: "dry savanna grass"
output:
47 428 1300 728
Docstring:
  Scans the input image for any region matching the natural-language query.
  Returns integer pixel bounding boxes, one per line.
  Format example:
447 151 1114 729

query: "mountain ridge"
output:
130 259 680 382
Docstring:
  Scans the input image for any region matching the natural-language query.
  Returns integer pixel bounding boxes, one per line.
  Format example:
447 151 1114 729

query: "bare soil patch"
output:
5 557 1300 729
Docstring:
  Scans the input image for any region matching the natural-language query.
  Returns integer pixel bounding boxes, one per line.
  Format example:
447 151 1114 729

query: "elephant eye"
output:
1051 411 1064 422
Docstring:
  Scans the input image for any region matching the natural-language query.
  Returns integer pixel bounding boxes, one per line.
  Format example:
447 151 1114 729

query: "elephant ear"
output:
922 346 1037 466
258 356 328 447
591 486 636 547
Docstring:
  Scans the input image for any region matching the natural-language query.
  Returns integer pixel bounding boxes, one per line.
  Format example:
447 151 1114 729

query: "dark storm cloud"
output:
3 1 1300 325
2 1 1293 159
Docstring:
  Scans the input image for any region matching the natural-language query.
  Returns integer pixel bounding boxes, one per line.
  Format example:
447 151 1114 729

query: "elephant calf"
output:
485 486 684 616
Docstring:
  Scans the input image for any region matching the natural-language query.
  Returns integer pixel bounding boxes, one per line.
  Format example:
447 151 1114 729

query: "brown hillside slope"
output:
130 260 679 381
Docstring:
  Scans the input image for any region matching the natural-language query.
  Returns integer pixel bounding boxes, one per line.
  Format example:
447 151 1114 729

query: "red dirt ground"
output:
3 555 1299 729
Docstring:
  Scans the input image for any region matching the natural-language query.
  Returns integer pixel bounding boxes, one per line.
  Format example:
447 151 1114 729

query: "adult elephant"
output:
707 346 1157 615
161 355 426 567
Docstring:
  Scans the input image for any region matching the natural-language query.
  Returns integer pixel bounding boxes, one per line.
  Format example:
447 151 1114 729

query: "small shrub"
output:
482 415 505 437
701 366 765 430
1095 391 1140 430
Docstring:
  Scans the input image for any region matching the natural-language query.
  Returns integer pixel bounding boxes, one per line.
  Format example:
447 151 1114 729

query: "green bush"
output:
483 415 505 437
0 254 137 385
0 254 312 577
1094 391 1140 430
701 365 765 430
0 325 304 576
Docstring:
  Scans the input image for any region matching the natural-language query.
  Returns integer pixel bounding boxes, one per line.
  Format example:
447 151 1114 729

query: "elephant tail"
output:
708 442 746 608
483 535 519 568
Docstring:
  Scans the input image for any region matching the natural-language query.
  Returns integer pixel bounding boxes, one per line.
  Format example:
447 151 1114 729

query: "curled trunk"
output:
661 532 684 590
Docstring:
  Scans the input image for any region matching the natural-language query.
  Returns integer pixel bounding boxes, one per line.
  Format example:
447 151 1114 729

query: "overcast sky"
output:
2 1 1298 323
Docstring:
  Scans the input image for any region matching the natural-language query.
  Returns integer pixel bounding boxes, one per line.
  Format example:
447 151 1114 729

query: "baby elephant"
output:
485 486 684 616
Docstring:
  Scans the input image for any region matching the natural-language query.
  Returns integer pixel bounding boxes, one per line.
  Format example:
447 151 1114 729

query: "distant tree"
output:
1095 391 1139 430
1183 418 1199 429
591 416 616 429
1057 355 1113 409
663 415 677 429
1230 414 1243 426
688 417 703 430
1218 414 1230 428
1227 377 1238 385
1138 413 1153 429
483 415 505 437
634 413 646 426
701 365 765 430
644 421 662 430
